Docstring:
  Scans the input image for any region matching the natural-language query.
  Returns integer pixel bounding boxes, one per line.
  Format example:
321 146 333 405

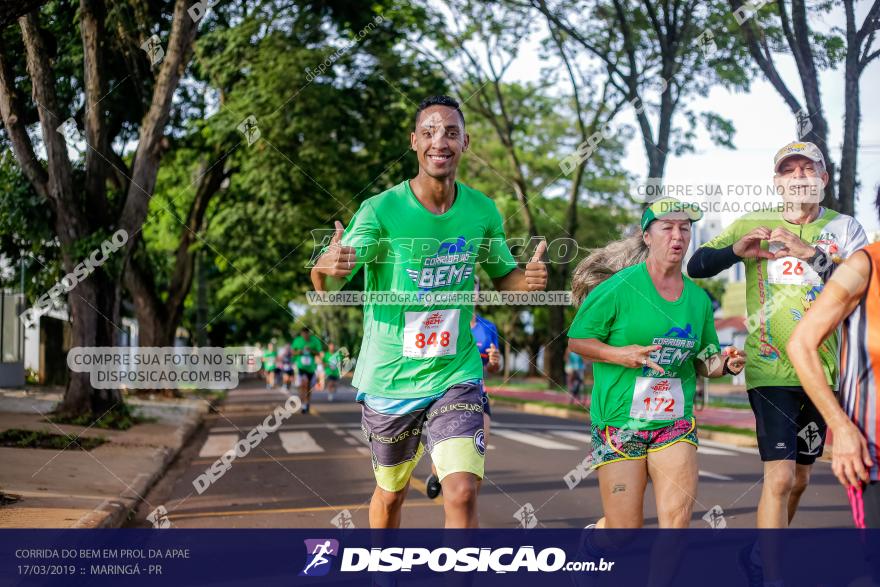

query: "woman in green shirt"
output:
568 197 745 528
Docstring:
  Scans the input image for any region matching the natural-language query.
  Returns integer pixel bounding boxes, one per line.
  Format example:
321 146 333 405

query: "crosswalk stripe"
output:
344 437 360 445
492 429 579 450
348 431 368 445
550 430 592 444
698 470 733 481
279 431 324 454
198 434 239 457
211 423 362 432
697 446 737 456
356 447 371 456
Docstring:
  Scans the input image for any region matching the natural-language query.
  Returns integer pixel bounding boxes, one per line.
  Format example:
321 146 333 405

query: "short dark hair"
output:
414 95 465 130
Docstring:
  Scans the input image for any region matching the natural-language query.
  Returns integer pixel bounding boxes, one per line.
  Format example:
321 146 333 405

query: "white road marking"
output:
348 431 368 445
698 470 734 481
492 429 579 450
697 446 738 456
356 447 371 456
344 437 360 445
700 438 761 455
550 430 592 444
279 431 324 454
198 434 239 457
211 422 362 433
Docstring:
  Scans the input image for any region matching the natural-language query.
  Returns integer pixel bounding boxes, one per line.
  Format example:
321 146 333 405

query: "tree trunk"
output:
527 335 541 377
838 3 862 217
56 271 123 416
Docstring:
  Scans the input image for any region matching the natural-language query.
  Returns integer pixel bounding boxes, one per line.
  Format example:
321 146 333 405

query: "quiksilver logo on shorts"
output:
474 429 485 456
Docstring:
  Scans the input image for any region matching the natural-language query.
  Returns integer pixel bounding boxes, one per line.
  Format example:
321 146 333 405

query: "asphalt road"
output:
129 380 854 529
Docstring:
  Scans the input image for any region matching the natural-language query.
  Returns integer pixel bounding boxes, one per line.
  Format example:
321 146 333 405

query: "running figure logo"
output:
514 503 538 529
798 421 822 456
299 539 340 577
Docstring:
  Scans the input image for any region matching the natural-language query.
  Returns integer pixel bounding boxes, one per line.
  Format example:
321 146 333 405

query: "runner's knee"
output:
792 467 811 495
656 497 694 525
442 476 479 509
764 466 797 496
374 486 407 510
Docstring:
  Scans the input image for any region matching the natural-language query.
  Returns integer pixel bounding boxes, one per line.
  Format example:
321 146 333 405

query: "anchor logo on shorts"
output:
798 421 822 455
474 429 485 456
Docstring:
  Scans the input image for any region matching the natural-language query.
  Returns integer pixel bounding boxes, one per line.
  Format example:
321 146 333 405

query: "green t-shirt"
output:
262 350 276 371
324 351 341 377
292 335 323 373
339 180 518 399
568 263 720 431
700 208 866 389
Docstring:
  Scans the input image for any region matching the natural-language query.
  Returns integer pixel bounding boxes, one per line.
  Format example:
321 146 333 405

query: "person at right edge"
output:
788 186 880 587
688 141 867 587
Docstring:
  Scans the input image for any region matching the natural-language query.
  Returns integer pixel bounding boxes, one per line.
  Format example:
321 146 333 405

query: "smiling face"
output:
773 154 828 205
411 105 468 180
643 215 692 265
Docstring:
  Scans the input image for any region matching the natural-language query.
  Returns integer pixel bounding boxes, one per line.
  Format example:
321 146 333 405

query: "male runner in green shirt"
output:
291 327 323 414
689 141 867 536
311 95 547 529
321 342 341 402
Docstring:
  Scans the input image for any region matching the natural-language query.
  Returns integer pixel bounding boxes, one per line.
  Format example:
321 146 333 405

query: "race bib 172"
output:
630 377 685 420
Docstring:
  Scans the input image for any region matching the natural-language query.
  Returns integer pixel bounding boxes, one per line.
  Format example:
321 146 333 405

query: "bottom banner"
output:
2 529 879 586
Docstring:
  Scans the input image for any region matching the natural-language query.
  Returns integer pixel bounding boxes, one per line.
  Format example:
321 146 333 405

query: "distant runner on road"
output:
292 327 323 414
322 342 342 402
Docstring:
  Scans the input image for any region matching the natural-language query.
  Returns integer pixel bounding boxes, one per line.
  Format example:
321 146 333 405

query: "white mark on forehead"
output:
420 111 448 128
419 111 462 143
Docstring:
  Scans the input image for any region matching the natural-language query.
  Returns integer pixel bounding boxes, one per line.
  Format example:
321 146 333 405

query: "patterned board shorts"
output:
359 381 487 492
590 417 698 469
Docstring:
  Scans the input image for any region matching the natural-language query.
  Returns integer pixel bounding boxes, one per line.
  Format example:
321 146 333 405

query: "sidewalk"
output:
0 388 209 528
486 386 756 432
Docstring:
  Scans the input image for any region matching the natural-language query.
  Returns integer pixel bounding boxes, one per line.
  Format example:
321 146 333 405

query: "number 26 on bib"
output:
767 256 821 286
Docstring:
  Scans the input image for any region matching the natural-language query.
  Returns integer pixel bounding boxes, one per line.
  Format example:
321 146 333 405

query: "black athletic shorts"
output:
747 386 827 465
300 370 316 387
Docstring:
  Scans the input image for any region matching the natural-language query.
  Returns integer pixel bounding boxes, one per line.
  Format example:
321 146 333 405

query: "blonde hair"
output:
571 233 648 306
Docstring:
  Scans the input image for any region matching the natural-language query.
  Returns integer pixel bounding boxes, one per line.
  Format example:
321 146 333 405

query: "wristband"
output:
722 355 733 376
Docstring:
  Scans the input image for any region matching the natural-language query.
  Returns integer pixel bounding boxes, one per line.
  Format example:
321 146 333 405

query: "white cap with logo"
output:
773 141 825 172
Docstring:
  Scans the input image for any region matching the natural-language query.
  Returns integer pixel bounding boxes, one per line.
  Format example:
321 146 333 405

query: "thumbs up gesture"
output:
315 220 357 278
525 239 548 291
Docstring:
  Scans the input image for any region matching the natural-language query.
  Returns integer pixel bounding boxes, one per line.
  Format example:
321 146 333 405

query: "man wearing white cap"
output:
689 141 867 532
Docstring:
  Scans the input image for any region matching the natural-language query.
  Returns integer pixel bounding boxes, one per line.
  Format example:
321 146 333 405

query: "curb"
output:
72 410 205 529
489 397 758 448
70 397 216 529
